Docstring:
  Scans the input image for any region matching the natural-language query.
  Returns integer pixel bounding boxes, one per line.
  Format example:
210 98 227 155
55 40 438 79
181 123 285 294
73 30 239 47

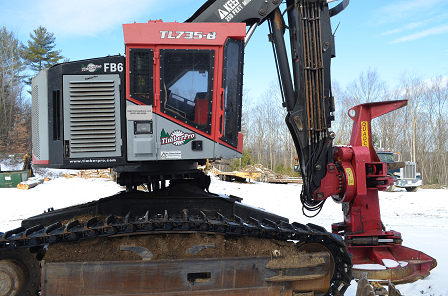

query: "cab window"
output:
160 50 214 134
129 48 153 105
221 39 244 147
378 153 394 163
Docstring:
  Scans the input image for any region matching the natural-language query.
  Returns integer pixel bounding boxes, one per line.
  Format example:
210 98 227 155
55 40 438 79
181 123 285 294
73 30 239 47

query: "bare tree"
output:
332 81 352 145
345 68 386 105
422 76 448 184
334 69 388 147
398 72 425 162
375 87 406 151
0 27 27 155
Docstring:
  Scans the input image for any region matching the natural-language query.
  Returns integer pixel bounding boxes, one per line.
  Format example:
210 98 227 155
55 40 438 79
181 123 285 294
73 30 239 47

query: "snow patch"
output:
353 264 387 270
398 261 409 267
382 258 400 268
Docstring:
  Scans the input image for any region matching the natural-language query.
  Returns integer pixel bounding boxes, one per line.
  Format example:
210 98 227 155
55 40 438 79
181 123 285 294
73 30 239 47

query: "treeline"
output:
0 26 63 155
236 69 448 185
333 69 448 185
3 23 448 185
232 83 297 176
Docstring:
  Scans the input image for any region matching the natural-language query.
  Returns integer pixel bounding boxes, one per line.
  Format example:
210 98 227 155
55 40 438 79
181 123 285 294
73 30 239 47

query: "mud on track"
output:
45 232 299 262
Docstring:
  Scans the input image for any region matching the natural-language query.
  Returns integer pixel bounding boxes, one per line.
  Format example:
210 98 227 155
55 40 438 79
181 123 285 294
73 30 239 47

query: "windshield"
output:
377 153 394 163
160 50 214 133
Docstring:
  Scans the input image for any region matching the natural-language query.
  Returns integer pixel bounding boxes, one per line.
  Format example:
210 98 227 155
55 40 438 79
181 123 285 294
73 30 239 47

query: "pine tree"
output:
22 26 64 73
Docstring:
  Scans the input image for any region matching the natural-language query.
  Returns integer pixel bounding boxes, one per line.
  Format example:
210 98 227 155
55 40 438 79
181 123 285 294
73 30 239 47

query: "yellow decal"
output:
345 168 354 186
361 121 369 148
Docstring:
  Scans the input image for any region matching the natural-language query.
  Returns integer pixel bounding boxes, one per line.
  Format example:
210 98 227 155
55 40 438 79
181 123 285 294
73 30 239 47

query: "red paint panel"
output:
123 21 246 47
32 154 49 165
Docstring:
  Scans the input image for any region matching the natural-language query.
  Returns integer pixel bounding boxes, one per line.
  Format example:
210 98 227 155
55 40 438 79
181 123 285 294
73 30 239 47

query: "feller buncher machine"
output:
0 0 436 295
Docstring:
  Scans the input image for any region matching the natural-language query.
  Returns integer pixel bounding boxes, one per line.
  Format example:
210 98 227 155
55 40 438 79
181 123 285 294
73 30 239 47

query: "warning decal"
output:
345 168 354 186
361 121 369 148
218 9 229 19
218 0 252 22
160 151 182 159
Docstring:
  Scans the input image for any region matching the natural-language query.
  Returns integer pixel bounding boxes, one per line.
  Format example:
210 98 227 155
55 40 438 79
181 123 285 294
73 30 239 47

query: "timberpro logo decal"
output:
81 63 102 72
160 129 196 146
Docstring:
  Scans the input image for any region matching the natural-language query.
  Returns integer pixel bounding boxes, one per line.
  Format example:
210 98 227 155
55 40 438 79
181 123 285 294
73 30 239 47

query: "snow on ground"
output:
0 170 447 295
0 176 123 230
208 178 448 296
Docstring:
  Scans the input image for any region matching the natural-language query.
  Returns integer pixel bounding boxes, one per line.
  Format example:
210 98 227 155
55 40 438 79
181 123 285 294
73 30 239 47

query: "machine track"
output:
0 187 352 295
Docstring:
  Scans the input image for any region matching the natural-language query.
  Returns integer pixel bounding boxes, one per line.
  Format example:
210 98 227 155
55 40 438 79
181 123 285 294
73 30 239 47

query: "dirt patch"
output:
45 233 299 262
266 254 325 269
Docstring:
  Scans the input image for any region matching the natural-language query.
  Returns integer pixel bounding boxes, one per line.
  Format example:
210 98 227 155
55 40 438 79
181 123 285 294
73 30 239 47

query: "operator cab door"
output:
154 39 244 159
159 49 214 135
220 38 244 148
157 39 244 149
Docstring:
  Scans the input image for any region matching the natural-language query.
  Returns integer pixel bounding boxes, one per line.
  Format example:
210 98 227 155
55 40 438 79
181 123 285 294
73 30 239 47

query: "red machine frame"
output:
316 100 436 283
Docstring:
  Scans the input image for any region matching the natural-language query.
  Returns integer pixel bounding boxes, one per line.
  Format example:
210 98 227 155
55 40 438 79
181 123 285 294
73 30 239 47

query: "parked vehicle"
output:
377 150 422 192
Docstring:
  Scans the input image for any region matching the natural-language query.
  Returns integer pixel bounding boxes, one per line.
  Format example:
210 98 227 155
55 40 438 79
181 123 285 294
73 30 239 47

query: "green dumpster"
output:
0 170 29 188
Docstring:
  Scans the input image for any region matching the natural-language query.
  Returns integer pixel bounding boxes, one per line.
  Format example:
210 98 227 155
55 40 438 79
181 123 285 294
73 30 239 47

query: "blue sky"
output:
2 0 448 98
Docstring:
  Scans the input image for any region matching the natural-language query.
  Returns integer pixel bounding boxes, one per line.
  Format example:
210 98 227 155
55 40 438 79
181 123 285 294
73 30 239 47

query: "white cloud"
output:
390 23 448 43
52 0 162 36
376 0 445 24
381 21 428 36
8 0 162 37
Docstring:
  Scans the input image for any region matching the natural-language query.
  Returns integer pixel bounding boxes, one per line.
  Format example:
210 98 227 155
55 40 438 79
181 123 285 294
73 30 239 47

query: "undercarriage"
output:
0 180 352 296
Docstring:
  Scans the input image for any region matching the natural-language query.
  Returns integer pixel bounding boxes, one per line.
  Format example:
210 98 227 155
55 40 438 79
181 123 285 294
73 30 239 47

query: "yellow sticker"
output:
345 168 354 186
361 121 369 148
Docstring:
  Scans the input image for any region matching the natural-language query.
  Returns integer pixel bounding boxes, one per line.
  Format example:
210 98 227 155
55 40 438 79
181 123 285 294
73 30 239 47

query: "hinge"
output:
154 93 159 108
154 51 159 65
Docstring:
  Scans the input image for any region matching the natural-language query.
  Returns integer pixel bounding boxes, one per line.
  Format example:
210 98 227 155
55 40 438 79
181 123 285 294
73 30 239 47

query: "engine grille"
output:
68 80 118 155
403 162 417 179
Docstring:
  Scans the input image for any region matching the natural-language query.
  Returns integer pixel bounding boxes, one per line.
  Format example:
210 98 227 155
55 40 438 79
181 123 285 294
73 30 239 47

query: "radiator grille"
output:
69 80 117 154
403 162 417 179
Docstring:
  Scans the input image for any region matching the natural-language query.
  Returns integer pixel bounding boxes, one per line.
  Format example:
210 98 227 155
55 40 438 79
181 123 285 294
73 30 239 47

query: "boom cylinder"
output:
269 8 295 111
